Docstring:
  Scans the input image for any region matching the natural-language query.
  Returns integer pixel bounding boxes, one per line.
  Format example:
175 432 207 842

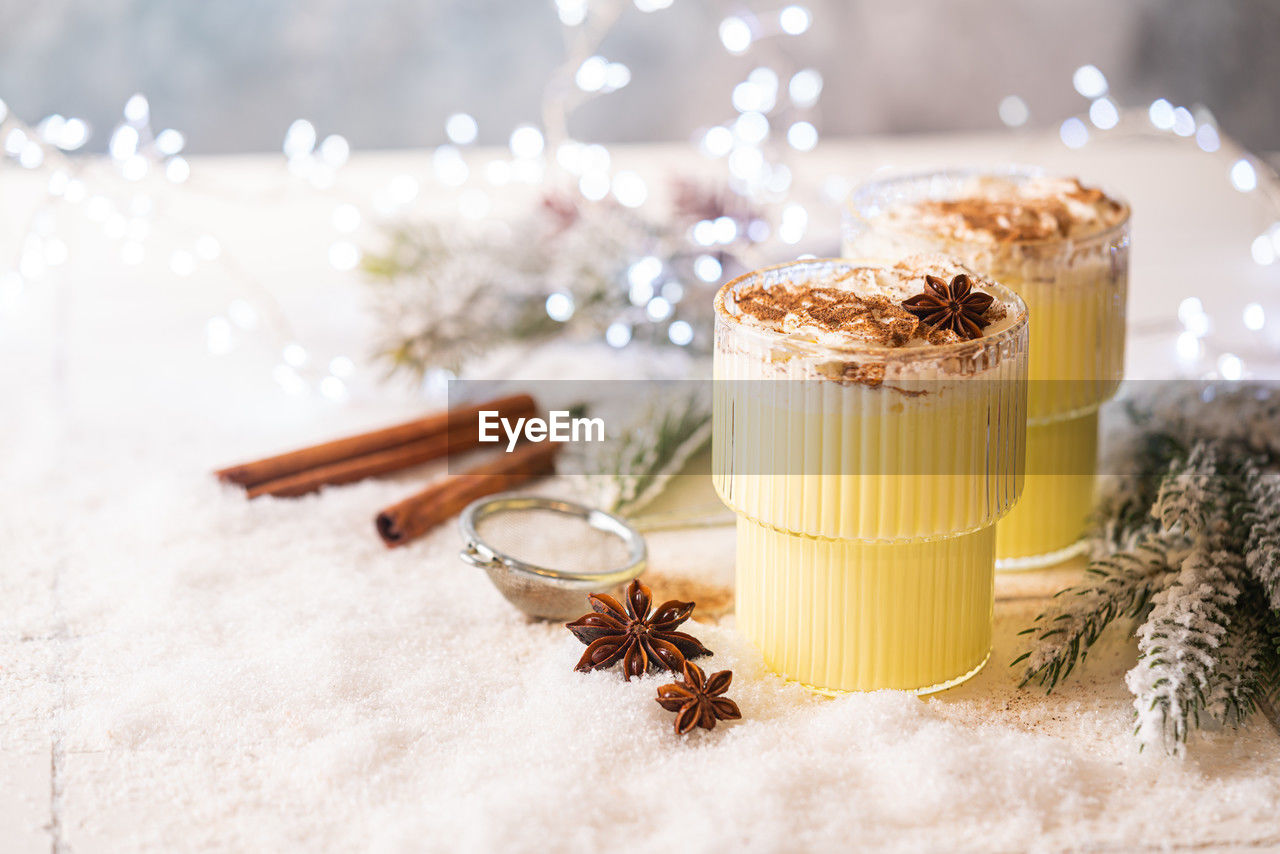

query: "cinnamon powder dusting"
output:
919 178 1124 242
734 279 961 347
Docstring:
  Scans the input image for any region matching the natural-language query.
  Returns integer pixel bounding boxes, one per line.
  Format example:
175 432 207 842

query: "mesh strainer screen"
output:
474 507 632 575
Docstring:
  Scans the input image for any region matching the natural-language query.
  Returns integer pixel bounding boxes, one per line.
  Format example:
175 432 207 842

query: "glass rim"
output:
713 257 1028 362
845 165 1131 249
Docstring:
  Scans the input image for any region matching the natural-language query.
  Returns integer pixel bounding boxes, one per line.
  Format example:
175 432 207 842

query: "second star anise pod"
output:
655 661 741 734
901 273 994 341
566 579 712 680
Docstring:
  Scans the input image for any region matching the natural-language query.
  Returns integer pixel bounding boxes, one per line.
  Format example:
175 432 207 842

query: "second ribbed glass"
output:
842 169 1130 569
713 259 1029 693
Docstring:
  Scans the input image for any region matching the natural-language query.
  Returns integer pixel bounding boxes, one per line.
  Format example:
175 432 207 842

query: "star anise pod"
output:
655 661 741 734
901 274 994 341
566 579 712 680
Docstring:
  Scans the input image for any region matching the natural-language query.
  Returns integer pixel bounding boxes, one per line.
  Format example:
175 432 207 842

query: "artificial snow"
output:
5 200 1280 850
6 423 1280 851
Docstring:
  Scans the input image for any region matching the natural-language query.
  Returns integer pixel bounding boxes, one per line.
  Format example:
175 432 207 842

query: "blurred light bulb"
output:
604 62 631 91
1171 107 1196 137
778 204 807 244
646 296 672 321
700 126 733 157
1195 125 1221 153
612 171 648 208
668 320 694 346
1148 99 1175 130
509 125 544 158
1218 353 1244 381
1072 65 1107 98
694 255 722 282
446 113 478 145
1243 303 1266 331
1231 159 1257 192
779 5 811 35
1089 98 1118 130
319 134 350 167
787 121 818 151
576 56 609 92
155 128 185 156
998 95 1029 127
109 125 139 160
788 69 822 108
578 171 610 200
545 292 575 322
124 93 150 124
283 119 316 158
734 111 769 144
556 0 587 25
719 16 752 53
1251 235 1275 265
1059 117 1088 149
605 321 632 348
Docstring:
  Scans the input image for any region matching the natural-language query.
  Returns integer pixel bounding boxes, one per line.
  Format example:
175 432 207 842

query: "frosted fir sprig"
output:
1151 443 1220 536
1244 463 1280 609
1201 584 1279 730
1017 382 1280 756
363 200 663 376
571 391 712 517
362 184 764 379
1014 534 1183 691
1126 544 1247 756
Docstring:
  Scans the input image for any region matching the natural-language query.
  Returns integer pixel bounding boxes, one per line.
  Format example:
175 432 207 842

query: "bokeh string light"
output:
4 20 1279 402
0 94 361 401
1 1 825 400
999 63 1280 381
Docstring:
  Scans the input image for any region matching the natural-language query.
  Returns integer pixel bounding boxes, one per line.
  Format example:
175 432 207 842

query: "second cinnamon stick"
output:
375 442 559 547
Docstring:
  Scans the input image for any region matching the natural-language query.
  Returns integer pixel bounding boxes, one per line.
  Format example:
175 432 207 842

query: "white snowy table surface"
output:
4 134 1280 853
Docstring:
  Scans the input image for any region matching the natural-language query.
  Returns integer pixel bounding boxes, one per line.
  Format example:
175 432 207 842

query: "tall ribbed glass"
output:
842 169 1129 569
713 259 1029 693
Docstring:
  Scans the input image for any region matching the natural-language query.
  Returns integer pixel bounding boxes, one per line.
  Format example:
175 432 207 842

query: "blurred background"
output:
0 0 1277 154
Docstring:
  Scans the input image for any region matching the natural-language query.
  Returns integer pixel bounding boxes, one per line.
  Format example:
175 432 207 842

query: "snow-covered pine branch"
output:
1021 382 1280 756
1243 463 1280 609
1015 534 1184 691
1126 546 1247 756
1152 443 1219 537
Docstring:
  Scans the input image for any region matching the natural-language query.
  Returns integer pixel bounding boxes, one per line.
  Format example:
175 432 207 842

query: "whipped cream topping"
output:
887 175 1126 243
721 255 1021 350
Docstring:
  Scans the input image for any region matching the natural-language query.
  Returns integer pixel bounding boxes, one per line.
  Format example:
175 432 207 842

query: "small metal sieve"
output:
458 493 647 620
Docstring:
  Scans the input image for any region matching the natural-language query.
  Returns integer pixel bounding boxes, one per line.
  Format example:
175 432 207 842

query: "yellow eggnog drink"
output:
843 170 1129 569
713 257 1028 693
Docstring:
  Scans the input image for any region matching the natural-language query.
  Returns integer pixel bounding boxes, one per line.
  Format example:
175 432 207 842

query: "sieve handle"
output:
459 541 501 569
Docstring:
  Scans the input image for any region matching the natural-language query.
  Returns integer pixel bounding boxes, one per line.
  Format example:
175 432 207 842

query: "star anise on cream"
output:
566 580 712 680
901 274 995 341
655 661 741 734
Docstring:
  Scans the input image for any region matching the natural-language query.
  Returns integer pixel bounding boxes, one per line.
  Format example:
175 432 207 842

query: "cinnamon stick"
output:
375 442 559 548
245 422 475 499
216 393 536 490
